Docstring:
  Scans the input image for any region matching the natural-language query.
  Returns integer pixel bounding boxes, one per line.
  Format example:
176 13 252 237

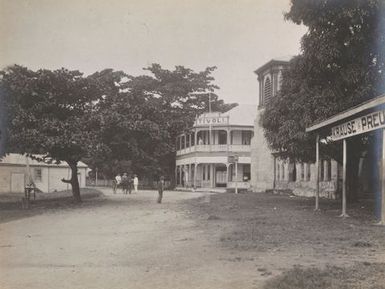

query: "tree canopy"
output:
87 64 236 181
0 65 105 201
261 0 385 162
1 64 236 199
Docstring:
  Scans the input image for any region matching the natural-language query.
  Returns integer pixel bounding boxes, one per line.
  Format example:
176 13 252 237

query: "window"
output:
307 163 311 181
200 131 209 145
202 165 206 181
191 133 195 146
242 131 252 145
186 134 190 148
34 168 42 182
218 130 227 145
301 163 305 180
281 163 285 180
289 162 296 182
264 77 272 104
277 163 280 180
191 164 195 180
176 137 180 150
176 166 180 185
243 164 251 181
207 165 210 180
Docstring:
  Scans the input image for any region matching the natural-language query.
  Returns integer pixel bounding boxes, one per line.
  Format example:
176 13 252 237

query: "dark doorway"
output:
218 130 227 145
215 165 227 187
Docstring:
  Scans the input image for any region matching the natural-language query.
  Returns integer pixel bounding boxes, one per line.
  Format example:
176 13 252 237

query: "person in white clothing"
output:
133 174 139 193
113 174 122 194
115 174 122 184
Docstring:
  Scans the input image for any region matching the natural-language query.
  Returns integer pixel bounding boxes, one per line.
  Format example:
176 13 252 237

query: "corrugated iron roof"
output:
254 56 292 75
222 104 256 126
0 153 88 168
193 104 256 128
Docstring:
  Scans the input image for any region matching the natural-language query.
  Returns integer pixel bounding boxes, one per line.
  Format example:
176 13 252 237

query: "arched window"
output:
307 163 311 181
264 77 272 104
281 163 285 180
289 162 296 182
301 163 305 180
277 162 280 180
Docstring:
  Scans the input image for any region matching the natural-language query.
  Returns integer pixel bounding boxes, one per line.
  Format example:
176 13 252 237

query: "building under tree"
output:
175 105 255 191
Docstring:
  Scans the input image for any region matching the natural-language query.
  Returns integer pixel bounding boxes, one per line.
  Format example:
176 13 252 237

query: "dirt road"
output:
0 189 261 289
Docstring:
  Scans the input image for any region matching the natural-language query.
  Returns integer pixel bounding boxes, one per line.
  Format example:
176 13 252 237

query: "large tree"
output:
1 64 235 196
88 65 236 182
262 0 385 162
1 65 104 202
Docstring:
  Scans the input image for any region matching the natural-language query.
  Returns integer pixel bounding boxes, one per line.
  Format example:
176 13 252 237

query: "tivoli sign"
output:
331 109 385 141
194 116 229 126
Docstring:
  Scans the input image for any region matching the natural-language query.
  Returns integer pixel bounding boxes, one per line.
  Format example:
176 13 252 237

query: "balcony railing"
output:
176 144 251 156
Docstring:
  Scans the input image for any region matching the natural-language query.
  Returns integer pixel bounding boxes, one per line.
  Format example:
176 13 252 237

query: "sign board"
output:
228 155 239 163
331 109 385 141
194 116 229 127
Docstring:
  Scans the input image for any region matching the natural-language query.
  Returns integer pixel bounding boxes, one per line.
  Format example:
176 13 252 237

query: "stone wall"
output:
250 110 275 192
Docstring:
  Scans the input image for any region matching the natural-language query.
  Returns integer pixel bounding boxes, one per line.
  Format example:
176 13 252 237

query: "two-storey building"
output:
175 104 256 190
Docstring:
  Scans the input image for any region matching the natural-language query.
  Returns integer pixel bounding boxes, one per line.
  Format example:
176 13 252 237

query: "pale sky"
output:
0 0 306 104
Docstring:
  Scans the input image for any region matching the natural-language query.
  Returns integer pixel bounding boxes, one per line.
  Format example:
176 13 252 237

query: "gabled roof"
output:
0 153 88 168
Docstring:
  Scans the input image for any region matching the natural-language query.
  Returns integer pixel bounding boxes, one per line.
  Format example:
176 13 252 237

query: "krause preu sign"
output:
331 109 385 141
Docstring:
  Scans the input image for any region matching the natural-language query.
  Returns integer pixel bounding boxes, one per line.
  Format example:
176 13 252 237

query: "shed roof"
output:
0 153 88 168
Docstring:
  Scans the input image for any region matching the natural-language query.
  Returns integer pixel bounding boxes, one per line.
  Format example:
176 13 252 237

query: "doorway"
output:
215 165 227 187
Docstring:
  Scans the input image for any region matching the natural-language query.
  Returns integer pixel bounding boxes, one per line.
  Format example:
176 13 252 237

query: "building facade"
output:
175 105 256 190
0 154 88 193
250 58 340 198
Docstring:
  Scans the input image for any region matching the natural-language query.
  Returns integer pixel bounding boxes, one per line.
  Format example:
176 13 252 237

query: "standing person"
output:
157 176 165 203
133 174 139 193
113 174 122 194
121 173 129 194
128 175 133 195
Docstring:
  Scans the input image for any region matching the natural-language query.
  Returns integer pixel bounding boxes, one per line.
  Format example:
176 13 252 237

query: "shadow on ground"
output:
0 188 105 224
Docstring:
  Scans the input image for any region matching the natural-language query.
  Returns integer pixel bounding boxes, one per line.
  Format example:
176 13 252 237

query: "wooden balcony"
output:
176 144 251 156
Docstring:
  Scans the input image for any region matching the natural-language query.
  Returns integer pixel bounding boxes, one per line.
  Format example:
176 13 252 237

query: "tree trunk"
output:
62 161 82 202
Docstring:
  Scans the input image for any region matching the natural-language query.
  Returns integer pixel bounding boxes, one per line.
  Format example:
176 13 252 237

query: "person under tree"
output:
157 176 165 203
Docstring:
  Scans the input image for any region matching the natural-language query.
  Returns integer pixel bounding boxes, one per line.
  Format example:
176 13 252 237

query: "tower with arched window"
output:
251 58 290 191
255 58 288 108
251 57 340 199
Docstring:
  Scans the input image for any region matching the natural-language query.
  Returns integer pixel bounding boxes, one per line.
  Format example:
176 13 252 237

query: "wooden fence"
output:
86 178 172 189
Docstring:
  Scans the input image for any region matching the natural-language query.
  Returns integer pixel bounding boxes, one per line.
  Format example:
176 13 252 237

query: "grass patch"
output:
263 263 385 289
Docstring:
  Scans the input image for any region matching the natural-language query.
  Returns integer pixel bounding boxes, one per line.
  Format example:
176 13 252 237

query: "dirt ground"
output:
0 189 384 289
